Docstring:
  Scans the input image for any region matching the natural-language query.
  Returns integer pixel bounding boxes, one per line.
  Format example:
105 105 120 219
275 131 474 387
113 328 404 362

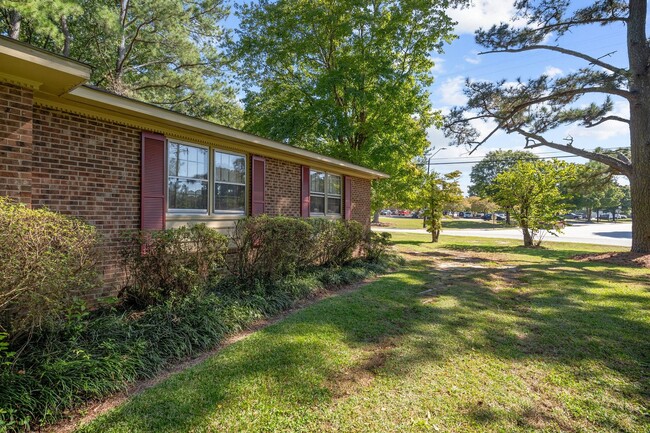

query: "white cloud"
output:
543 66 563 78
464 55 481 65
447 1 525 35
437 76 467 106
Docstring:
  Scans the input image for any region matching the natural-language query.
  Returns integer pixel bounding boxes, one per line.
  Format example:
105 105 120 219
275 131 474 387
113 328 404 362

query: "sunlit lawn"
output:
379 216 506 230
78 234 650 433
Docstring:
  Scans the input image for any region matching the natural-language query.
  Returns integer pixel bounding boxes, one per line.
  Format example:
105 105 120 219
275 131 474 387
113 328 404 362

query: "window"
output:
168 142 208 213
214 150 246 214
310 170 341 216
167 142 247 216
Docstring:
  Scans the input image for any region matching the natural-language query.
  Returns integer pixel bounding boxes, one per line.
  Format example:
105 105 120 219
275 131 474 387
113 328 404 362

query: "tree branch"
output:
480 45 626 75
585 115 630 128
515 127 632 176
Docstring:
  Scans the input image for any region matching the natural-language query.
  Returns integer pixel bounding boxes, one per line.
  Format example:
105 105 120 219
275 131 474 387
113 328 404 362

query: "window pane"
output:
310 170 325 193
168 178 208 211
328 175 341 195
215 183 246 213
310 195 325 213
327 197 341 215
168 142 207 179
215 151 246 184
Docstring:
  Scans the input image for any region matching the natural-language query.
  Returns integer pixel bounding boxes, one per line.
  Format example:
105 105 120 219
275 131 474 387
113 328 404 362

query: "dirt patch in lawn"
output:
573 252 650 268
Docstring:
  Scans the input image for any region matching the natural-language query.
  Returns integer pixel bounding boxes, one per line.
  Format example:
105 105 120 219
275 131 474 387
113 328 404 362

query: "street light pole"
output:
426 147 447 174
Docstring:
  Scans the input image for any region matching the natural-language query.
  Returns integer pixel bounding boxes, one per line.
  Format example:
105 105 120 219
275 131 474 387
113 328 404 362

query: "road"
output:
373 221 632 247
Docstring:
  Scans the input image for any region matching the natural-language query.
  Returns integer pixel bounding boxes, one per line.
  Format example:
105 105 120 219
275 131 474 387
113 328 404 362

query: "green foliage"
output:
564 160 626 219
0 257 395 432
421 171 463 242
119 224 228 308
226 216 314 284
364 232 393 263
232 0 467 209
491 160 576 247
469 150 538 198
0 0 242 126
0 197 100 341
307 219 365 267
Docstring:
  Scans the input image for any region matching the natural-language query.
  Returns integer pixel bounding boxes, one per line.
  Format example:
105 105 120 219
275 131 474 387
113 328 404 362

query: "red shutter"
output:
344 176 352 220
301 165 310 217
251 156 266 216
141 132 166 231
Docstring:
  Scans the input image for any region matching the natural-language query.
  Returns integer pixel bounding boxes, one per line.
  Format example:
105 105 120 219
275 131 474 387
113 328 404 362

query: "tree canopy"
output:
1 0 242 126
422 170 463 242
232 0 467 211
469 149 538 197
443 0 650 252
491 160 575 247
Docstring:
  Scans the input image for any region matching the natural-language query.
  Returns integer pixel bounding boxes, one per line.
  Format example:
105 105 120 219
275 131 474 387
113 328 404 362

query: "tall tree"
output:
1 0 242 126
232 0 466 213
469 149 538 197
444 0 650 253
491 160 575 247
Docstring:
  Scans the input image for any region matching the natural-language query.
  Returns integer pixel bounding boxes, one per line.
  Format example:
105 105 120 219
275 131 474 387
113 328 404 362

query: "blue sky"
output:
427 0 633 193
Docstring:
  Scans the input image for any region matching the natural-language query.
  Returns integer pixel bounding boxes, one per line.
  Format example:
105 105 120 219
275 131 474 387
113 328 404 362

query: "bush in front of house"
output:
306 219 365 266
226 215 314 284
0 197 100 342
364 231 393 263
119 224 228 308
0 211 402 432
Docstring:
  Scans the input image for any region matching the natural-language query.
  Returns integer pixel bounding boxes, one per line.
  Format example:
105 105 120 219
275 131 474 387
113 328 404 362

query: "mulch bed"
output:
573 252 650 268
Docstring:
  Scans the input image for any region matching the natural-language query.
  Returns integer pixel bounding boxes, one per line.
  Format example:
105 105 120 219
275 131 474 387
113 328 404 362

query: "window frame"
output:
166 140 210 215
165 139 248 218
213 149 247 215
309 170 342 218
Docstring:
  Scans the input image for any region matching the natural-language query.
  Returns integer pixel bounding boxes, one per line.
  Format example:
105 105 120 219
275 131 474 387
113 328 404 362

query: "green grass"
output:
77 235 650 433
379 216 506 230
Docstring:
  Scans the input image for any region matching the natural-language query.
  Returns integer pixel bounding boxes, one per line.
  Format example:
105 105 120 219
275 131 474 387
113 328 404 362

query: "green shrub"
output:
119 224 228 307
0 197 100 341
364 231 393 262
227 216 314 284
307 219 365 266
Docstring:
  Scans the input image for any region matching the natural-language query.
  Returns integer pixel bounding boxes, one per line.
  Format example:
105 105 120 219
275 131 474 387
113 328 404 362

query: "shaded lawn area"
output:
378 216 506 230
78 235 650 433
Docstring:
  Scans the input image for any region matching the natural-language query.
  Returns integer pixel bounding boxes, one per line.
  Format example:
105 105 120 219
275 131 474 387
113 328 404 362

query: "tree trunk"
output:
506 211 511 225
372 210 380 224
432 229 440 243
586 207 592 222
522 227 533 247
60 15 71 57
8 10 21 39
627 0 650 253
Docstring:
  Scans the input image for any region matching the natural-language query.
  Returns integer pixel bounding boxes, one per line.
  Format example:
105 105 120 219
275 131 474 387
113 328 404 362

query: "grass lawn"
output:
77 235 650 433
379 216 505 230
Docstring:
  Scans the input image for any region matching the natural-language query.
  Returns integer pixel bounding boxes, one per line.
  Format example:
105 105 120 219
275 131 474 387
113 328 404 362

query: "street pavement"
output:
373 221 633 247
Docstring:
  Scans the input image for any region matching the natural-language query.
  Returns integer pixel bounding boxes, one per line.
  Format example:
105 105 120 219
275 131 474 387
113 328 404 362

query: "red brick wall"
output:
0 83 33 204
31 107 141 300
350 177 371 230
262 156 301 217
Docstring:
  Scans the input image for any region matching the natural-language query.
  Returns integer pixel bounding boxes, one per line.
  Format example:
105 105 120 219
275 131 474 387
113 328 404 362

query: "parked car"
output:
482 213 505 221
564 213 579 219
380 209 392 216
411 211 421 218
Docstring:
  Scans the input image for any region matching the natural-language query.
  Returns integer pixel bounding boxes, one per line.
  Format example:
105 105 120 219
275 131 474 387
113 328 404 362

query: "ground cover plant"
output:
0 213 394 432
76 234 649 433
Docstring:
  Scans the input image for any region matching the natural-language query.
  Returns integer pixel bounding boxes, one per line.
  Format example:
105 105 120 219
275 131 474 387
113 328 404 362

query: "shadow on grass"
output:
79 253 650 433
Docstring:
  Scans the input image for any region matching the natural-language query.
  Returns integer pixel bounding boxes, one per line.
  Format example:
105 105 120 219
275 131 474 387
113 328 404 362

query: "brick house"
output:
0 37 387 300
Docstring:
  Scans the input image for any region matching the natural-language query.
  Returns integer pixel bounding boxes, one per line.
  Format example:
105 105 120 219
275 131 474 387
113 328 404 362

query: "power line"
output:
428 146 629 161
